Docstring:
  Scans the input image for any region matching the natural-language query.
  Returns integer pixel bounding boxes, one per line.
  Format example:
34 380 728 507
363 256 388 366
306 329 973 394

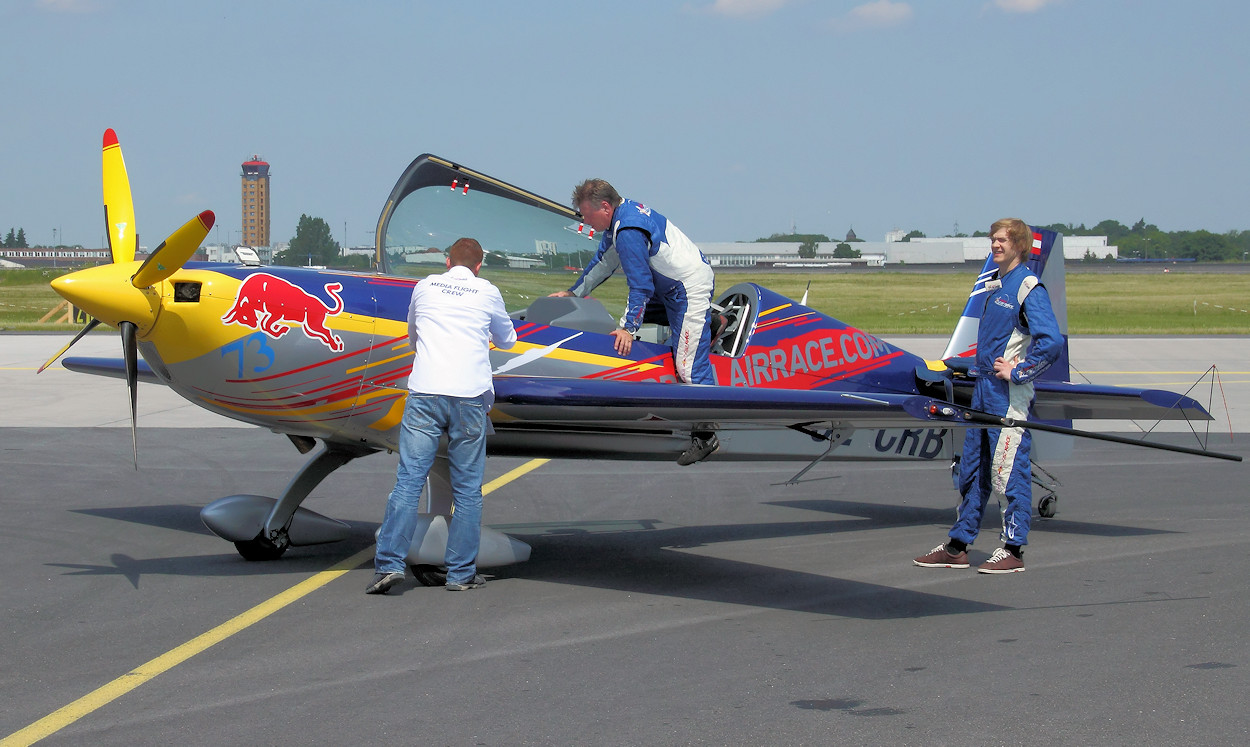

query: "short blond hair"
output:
990 218 1032 254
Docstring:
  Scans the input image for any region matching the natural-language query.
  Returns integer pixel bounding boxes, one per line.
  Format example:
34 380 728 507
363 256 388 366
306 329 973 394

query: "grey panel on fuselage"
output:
515 296 617 333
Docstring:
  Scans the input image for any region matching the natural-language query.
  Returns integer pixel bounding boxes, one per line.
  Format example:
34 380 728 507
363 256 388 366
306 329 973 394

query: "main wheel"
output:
234 536 289 561
410 564 447 587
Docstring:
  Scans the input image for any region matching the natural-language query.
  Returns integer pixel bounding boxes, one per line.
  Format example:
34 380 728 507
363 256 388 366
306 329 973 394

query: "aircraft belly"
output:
723 427 955 461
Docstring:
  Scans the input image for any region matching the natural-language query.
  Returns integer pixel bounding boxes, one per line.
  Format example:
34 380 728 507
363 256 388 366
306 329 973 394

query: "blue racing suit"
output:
950 262 1063 549
568 199 716 384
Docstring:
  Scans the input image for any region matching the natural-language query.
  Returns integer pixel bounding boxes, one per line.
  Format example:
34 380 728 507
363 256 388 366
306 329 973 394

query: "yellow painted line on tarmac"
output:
0 546 373 747
484 457 549 493
2 457 550 747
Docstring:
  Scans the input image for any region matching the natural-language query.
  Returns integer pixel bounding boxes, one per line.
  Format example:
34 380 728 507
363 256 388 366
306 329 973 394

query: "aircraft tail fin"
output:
940 227 1070 384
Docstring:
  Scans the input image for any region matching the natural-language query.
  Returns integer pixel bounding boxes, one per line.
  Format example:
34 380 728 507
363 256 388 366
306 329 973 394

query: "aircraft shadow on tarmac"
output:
501 519 1015 620
52 502 1006 618
54 505 380 587
57 496 1175 617
764 498 1179 539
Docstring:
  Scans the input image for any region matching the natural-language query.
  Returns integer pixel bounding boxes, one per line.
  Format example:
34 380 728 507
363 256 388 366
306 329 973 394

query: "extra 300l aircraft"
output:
42 129 1240 582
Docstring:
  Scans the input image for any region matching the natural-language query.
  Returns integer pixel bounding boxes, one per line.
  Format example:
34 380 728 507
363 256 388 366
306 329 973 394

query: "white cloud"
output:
831 0 913 32
992 0 1062 13
703 0 792 17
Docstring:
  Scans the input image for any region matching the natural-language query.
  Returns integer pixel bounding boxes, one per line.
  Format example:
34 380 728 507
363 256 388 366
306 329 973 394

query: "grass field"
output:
2 266 1247 335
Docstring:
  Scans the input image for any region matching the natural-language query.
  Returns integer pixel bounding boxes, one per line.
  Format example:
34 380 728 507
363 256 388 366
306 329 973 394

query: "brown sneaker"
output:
913 543 970 568
977 547 1025 574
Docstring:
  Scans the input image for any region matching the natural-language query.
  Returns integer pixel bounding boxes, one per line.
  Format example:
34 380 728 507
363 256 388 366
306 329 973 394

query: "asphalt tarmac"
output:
2 334 1248 745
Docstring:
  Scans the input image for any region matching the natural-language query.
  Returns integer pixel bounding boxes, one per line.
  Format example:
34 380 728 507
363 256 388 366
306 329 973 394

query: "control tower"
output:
241 156 270 247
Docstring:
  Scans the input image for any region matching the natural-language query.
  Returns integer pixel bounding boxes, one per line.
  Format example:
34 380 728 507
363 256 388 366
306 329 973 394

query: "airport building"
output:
697 240 964 268
241 156 271 248
910 235 1118 262
698 234 1116 268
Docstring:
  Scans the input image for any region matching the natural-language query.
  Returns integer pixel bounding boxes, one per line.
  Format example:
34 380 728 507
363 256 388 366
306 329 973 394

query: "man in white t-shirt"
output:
368 238 517 594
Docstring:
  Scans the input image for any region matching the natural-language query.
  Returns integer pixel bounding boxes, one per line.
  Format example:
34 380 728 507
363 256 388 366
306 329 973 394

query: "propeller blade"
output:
131 210 216 288
120 320 139 469
37 318 101 374
102 129 137 264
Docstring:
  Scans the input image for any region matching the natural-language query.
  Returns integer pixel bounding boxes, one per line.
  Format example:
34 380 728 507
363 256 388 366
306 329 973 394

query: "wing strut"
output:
782 424 852 485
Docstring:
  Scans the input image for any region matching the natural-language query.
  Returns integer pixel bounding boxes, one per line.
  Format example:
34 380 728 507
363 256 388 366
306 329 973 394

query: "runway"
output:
2 334 1248 744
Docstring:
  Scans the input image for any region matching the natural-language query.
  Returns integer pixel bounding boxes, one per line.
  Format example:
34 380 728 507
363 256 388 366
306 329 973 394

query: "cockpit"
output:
509 286 757 358
372 154 760 358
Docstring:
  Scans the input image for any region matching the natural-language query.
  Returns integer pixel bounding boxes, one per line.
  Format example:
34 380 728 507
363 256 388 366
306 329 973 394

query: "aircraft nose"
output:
51 262 160 333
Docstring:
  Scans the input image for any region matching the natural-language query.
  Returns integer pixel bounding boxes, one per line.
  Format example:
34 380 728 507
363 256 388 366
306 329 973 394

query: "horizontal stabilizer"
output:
915 398 1239 462
1029 381 1210 422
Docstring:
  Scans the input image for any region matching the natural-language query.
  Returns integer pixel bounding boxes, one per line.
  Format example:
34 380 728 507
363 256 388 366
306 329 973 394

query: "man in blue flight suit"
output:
914 218 1063 574
550 178 718 465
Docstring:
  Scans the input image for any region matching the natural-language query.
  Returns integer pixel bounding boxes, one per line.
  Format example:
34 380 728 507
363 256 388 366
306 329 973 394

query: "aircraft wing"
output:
61 357 164 385
496 376 1214 430
493 376 938 431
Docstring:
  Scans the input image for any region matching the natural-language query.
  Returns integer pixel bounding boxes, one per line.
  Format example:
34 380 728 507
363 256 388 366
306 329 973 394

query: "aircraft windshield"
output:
378 156 598 271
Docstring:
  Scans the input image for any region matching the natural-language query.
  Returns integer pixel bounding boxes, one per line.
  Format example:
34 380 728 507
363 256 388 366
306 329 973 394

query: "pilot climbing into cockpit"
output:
549 178 719 465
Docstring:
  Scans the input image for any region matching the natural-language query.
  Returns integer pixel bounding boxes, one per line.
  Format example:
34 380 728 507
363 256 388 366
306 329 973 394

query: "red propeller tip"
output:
198 210 216 230
103 128 118 148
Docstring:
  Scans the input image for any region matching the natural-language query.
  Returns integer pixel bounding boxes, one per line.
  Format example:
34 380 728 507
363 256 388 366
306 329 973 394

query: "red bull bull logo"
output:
221 272 345 351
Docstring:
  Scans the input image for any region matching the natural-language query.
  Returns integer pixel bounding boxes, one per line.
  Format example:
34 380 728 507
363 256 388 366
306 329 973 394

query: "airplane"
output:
41 129 1240 585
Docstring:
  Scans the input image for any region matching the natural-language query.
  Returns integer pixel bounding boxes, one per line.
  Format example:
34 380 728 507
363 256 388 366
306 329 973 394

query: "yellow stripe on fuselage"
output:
347 351 412 375
373 317 638 370
368 393 409 432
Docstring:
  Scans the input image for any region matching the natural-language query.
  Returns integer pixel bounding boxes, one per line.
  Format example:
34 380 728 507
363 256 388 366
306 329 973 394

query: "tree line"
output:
755 233 863 259
4 228 30 248
1033 219 1250 262
757 219 1250 262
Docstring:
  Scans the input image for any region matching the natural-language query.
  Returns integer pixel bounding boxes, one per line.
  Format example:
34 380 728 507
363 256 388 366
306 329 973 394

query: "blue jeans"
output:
374 392 488 584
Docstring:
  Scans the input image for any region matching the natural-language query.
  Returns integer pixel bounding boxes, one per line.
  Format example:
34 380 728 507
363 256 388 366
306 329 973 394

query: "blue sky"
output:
3 0 1247 251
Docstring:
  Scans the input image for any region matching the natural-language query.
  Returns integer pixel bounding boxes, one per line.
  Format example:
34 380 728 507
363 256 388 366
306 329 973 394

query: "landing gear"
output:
410 564 447 587
1032 461 1061 519
234 535 289 561
201 441 373 560
204 444 532 572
